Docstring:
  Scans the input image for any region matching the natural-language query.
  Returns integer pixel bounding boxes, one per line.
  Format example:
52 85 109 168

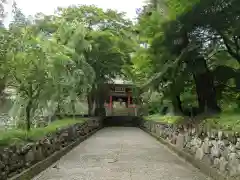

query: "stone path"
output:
33 127 212 180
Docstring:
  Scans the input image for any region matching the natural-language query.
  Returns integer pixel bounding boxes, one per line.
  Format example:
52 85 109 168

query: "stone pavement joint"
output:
33 127 212 180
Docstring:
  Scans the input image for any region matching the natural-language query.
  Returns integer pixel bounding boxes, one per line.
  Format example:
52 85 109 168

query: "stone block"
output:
202 155 212 166
25 150 35 167
236 138 240 150
210 145 221 158
219 157 228 173
218 131 223 140
228 152 240 176
176 134 185 148
195 147 204 160
213 157 220 168
202 137 211 154
33 145 44 161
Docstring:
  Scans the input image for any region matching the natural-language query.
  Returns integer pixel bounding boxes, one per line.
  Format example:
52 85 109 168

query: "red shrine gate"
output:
104 82 138 116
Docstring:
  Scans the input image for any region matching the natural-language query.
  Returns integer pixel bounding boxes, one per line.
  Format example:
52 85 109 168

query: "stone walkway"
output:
33 127 211 180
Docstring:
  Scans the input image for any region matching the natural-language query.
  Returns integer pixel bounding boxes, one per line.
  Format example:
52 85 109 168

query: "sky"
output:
4 0 146 25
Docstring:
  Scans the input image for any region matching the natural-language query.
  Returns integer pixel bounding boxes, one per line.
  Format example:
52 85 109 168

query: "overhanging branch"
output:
141 44 199 90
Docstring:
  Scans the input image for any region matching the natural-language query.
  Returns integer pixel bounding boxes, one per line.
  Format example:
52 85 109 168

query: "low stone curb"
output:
8 127 102 180
141 127 238 180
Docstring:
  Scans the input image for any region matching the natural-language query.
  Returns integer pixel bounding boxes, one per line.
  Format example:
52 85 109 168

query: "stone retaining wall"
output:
141 120 240 179
0 118 102 180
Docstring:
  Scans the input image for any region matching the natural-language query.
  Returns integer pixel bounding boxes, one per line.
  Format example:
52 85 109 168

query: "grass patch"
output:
202 113 240 132
144 114 184 124
0 118 87 146
144 113 240 132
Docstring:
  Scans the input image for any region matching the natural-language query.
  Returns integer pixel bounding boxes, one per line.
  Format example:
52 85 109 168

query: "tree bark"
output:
26 99 32 131
57 102 61 113
94 97 106 116
26 84 33 131
55 85 62 118
0 78 5 95
71 100 76 118
0 78 6 105
94 85 106 116
172 95 183 115
194 71 220 114
87 90 95 116
87 95 93 116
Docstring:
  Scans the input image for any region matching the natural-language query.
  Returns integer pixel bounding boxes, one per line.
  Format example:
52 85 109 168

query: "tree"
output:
165 0 240 112
6 7 94 129
133 0 240 116
0 0 11 97
7 26 52 130
50 19 95 117
56 5 136 115
0 27 9 97
0 0 8 26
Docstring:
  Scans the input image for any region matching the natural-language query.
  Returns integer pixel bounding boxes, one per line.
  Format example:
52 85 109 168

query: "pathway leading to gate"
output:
33 127 211 180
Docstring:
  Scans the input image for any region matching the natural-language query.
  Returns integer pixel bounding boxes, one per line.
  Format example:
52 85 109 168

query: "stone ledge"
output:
9 127 102 180
141 127 238 180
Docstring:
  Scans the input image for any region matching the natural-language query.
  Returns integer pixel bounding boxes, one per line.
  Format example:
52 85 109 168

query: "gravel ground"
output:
33 127 212 180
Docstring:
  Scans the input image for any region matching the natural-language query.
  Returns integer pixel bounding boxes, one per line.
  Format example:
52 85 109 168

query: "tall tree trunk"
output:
55 85 62 118
55 99 63 119
26 99 32 131
193 58 220 114
0 78 5 95
26 85 33 131
71 100 76 119
172 95 183 115
87 93 94 116
94 85 106 116
0 78 6 105
194 74 205 112
94 96 106 116
57 101 61 114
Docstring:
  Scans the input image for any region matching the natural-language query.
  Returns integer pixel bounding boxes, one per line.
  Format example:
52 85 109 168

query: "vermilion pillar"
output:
127 93 130 108
109 95 112 109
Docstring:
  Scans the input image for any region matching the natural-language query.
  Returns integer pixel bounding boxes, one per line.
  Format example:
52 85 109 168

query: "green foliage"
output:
130 0 240 117
52 5 137 115
0 3 136 128
57 5 135 83
0 0 8 25
144 114 184 124
202 113 240 132
147 101 162 115
0 118 87 146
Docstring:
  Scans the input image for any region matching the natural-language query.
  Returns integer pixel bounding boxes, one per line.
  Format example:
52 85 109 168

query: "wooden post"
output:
127 93 130 115
109 95 112 115
127 93 130 107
